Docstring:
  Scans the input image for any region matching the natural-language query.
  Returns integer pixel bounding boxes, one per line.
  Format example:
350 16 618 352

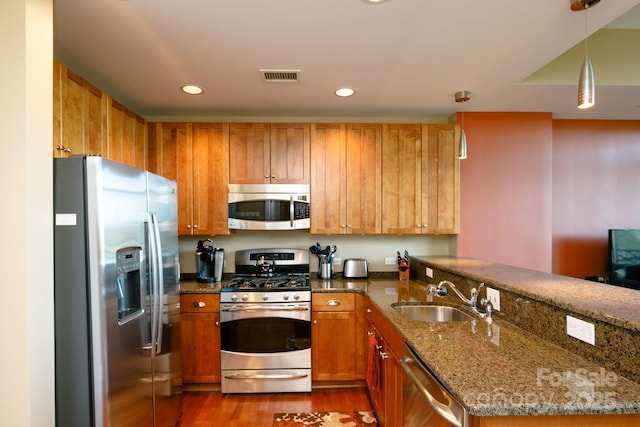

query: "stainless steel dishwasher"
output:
400 344 473 427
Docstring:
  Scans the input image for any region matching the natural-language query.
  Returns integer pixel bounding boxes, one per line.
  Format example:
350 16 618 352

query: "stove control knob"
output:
230 294 238 302
293 294 300 300
262 294 269 301
241 294 248 302
282 294 290 300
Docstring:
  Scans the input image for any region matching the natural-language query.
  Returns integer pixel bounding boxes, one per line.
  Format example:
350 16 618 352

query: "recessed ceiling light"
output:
181 84 204 95
363 0 388 3
334 87 355 97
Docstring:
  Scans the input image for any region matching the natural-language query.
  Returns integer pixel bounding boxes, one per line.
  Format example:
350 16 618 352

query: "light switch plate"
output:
566 315 595 345
333 257 341 265
384 257 396 265
426 267 433 278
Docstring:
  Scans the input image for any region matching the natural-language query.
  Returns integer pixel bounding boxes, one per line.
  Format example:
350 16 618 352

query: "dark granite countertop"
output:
366 280 640 417
418 256 640 332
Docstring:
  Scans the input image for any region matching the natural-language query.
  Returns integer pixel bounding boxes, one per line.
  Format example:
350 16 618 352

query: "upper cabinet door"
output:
229 123 310 184
108 99 147 169
310 123 347 234
270 123 310 184
345 124 381 234
53 61 106 158
381 124 422 234
192 123 230 235
148 122 194 235
310 123 381 235
422 124 460 234
229 123 271 184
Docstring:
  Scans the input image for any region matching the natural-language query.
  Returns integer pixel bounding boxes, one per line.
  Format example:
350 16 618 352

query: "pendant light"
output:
571 0 599 109
454 90 470 160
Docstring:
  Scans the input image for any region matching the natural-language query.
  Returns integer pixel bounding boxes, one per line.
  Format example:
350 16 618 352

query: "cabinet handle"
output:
423 224 428 228
327 299 340 306
264 175 269 179
192 301 206 308
341 224 346 228
380 352 389 360
367 331 375 336
417 224 422 228
193 225 198 229
348 224 352 228
313 320 317 324
366 308 372 313
271 175 276 179
187 225 191 229
215 321 220 327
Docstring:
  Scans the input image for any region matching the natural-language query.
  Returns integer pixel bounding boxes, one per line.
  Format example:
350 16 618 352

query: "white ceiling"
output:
53 0 640 121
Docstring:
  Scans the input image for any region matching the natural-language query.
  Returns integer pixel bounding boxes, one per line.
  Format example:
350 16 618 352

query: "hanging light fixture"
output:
454 90 470 160
571 0 599 109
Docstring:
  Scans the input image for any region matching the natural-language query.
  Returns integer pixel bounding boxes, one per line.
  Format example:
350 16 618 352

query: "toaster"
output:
342 258 369 279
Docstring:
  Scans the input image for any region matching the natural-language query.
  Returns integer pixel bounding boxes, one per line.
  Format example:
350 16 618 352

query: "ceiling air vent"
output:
260 69 300 82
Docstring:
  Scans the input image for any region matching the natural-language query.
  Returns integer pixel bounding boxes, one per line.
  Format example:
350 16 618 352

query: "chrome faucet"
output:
428 280 493 321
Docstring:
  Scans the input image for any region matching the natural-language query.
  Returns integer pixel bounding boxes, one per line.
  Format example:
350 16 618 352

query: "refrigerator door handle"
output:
147 211 164 356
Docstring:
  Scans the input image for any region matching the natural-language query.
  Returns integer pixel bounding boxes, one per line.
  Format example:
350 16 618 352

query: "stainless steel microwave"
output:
228 184 310 230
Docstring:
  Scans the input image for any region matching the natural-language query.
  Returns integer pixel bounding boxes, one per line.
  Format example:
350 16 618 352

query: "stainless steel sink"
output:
392 304 475 322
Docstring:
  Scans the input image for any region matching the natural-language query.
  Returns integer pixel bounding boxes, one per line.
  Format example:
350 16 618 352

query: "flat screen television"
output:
608 229 640 290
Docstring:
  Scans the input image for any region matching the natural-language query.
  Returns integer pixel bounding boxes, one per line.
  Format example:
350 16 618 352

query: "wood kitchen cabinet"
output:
229 122 310 184
311 293 364 381
310 124 381 234
108 99 147 169
366 300 405 427
180 293 221 384
381 123 460 234
53 60 107 158
148 122 229 235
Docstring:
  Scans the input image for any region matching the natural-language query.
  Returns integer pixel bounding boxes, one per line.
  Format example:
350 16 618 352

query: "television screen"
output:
608 229 640 290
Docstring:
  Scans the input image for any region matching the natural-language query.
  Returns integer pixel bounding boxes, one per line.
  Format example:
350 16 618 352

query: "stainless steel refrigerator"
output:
54 156 182 427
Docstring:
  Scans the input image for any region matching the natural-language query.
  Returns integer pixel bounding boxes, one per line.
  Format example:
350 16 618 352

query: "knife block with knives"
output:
397 250 410 280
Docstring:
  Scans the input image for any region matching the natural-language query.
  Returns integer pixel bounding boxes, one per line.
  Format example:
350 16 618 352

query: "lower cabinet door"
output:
181 312 220 383
311 310 357 381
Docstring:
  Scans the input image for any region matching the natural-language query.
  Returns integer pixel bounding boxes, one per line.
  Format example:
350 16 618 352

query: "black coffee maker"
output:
195 239 224 283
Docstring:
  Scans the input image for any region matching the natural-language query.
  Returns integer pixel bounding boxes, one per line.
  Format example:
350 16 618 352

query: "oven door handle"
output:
225 373 309 380
221 305 310 312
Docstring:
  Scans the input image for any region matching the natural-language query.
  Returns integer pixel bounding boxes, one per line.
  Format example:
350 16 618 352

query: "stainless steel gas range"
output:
220 248 311 394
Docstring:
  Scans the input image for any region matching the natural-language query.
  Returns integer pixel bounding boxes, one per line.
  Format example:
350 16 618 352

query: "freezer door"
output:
87 158 155 427
147 171 182 426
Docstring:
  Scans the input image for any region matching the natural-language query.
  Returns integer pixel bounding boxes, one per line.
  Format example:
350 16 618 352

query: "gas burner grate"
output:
224 274 309 291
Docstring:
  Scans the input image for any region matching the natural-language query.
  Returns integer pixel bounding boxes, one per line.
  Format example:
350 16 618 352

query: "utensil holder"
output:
398 260 410 280
318 258 333 279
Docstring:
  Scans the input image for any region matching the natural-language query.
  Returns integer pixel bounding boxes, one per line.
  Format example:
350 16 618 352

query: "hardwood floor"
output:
180 387 373 427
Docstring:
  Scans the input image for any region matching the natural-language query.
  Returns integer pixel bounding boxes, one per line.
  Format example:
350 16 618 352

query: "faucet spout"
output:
436 280 492 321
437 280 474 306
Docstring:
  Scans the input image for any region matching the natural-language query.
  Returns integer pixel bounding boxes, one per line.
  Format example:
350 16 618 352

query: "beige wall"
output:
179 232 456 275
0 0 55 425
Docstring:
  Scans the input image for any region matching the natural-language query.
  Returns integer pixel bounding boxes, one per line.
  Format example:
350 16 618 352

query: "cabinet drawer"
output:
312 293 355 311
180 293 220 313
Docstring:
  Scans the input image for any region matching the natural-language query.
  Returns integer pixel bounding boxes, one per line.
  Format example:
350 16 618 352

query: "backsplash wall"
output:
179 231 456 274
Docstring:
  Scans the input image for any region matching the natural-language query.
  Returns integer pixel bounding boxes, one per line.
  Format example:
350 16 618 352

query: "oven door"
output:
220 302 311 370
220 301 312 393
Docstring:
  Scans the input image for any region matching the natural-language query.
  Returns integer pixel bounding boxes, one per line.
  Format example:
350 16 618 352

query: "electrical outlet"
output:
333 257 341 265
566 315 595 345
425 267 433 278
384 257 396 265
486 287 500 311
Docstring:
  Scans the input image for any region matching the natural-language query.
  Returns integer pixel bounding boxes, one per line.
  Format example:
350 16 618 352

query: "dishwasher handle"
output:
400 356 463 427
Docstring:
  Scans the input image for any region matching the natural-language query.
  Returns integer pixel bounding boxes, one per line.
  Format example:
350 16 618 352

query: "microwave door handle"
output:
290 195 294 228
